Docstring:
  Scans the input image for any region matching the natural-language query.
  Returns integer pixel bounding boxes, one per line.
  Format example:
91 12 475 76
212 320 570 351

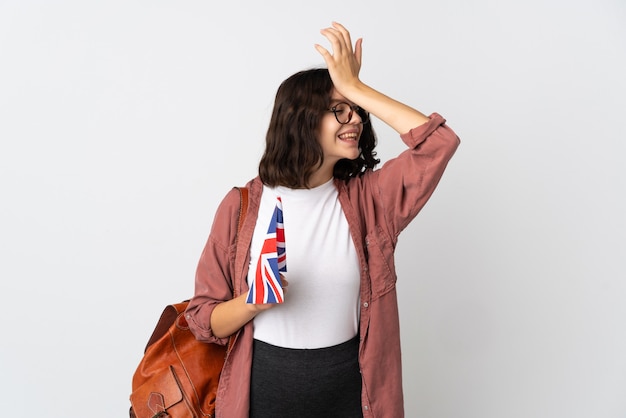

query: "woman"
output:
185 22 460 417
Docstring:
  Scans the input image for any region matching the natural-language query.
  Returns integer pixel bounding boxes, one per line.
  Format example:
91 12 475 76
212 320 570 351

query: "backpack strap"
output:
232 187 249 300
236 187 249 236
227 187 249 353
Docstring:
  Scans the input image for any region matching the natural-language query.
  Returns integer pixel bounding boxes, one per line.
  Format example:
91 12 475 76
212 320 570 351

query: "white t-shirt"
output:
247 179 360 349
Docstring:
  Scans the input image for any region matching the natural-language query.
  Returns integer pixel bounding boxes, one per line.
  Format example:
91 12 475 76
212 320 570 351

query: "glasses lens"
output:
334 103 351 124
332 103 369 124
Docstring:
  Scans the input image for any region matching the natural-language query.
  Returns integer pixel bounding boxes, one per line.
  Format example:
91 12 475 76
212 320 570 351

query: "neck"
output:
307 165 334 188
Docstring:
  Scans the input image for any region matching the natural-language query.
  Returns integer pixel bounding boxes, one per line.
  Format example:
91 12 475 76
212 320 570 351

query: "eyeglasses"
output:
328 102 370 125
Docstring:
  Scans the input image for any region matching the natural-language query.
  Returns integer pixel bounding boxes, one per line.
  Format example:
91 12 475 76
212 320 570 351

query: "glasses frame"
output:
328 102 370 125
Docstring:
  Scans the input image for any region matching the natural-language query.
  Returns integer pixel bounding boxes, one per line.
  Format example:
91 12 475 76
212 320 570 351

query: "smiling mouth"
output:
338 132 359 141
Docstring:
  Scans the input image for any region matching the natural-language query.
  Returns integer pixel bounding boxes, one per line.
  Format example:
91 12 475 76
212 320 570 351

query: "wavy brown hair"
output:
259 68 379 188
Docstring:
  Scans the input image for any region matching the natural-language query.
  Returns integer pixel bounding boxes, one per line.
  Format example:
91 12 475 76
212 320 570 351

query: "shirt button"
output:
363 302 369 308
185 314 190 319
364 405 369 411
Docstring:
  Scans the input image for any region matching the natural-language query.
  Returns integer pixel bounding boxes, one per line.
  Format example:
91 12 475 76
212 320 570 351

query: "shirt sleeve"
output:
374 113 460 240
184 188 242 346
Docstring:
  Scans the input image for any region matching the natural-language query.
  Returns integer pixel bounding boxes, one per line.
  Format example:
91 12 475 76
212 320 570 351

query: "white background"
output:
1 1 625 417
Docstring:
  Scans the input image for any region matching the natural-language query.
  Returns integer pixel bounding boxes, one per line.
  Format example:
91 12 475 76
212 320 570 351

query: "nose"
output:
349 109 363 124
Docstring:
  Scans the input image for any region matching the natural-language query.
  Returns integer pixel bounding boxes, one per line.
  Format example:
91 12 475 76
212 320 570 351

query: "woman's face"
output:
317 90 363 166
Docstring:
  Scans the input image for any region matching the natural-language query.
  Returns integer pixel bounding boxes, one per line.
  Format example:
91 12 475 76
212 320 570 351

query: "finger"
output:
354 37 363 66
314 43 333 64
319 27 344 56
331 22 353 53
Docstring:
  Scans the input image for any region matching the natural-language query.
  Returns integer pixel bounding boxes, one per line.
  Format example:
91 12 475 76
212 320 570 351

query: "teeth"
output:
339 132 358 140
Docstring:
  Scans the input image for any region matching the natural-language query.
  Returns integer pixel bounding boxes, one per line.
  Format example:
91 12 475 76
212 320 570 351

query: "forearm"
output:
345 82 430 135
210 294 261 338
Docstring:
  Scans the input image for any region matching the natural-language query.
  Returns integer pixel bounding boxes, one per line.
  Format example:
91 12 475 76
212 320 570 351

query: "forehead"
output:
329 91 353 105
329 88 347 99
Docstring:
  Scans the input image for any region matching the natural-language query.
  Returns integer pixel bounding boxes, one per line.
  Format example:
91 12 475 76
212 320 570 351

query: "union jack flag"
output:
246 197 286 304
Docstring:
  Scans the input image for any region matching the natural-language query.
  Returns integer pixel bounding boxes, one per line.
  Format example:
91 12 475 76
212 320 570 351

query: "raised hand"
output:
314 22 363 97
